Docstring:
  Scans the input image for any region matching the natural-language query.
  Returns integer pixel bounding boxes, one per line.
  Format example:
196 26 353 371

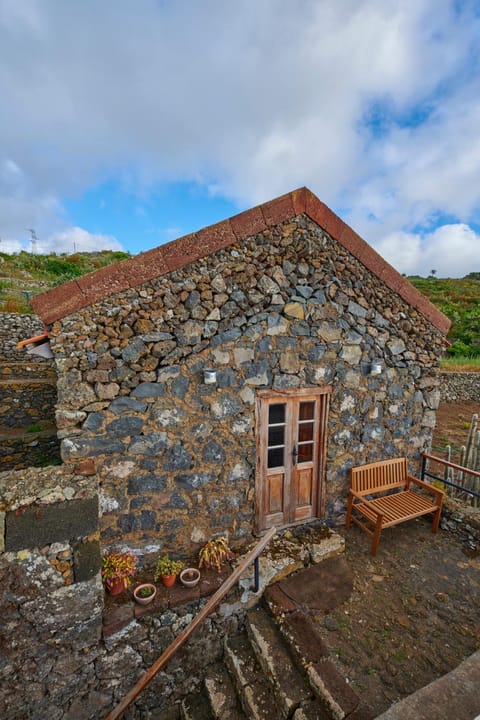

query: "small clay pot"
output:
179 568 201 588
107 578 126 595
133 583 157 605
161 574 177 588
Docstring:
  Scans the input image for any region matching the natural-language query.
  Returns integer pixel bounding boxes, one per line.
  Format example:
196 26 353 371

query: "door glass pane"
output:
298 443 313 463
269 403 285 424
268 426 285 447
268 447 284 468
298 422 314 443
299 401 315 421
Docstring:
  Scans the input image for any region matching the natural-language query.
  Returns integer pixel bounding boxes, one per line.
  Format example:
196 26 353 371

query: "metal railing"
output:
421 452 480 504
105 526 276 720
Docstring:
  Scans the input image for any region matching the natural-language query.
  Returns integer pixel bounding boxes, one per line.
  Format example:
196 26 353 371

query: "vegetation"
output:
154 555 184 579
0 249 130 313
101 551 137 591
198 536 234 572
408 274 480 361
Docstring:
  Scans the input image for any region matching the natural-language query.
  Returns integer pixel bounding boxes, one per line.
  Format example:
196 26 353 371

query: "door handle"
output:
292 445 298 466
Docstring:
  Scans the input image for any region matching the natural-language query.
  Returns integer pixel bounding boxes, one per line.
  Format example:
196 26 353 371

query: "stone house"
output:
31 187 450 563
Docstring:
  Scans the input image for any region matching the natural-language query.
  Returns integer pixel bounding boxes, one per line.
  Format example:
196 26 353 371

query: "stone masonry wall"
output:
0 463 242 719
439 371 480 402
0 360 60 470
48 214 446 562
0 312 44 361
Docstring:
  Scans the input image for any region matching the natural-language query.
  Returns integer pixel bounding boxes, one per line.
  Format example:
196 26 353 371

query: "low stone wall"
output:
0 430 61 470
0 312 44 361
439 371 480 402
0 356 59 469
0 377 57 428
441 497 480 546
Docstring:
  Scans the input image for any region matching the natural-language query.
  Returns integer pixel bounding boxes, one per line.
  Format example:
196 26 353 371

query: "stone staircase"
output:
181 594 364 720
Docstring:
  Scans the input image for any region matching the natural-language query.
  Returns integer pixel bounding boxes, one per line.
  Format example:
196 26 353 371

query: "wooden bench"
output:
345 457 444 556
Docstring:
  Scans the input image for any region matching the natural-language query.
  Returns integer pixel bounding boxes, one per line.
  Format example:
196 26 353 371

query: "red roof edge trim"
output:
30 187 450 334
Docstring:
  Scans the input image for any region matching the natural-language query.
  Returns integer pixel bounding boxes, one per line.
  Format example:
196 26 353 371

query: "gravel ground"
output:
313 521 480 718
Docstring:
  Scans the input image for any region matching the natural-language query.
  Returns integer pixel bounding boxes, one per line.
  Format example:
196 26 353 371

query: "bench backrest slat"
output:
350 458 408 495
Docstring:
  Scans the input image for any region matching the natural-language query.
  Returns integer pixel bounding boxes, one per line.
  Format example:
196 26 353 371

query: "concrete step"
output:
224 633 280 720
204 663 248 720
246 606 313 718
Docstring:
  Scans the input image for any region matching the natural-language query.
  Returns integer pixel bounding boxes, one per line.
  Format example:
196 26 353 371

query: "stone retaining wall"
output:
441 497 480 546
0 312 44 361
439 371 480 402
0 377 57 428
0 462 247 719
0 430 61 470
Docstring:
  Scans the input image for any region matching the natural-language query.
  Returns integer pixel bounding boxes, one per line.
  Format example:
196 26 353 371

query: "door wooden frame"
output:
254 385 331 533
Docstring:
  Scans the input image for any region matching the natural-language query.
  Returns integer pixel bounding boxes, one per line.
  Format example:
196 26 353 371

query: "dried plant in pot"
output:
198 536 235 572
101 552 137 595
154 555 185 587
133 583 157 606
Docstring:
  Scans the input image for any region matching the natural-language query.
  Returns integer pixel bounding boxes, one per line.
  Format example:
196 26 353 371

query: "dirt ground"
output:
312 401 480 718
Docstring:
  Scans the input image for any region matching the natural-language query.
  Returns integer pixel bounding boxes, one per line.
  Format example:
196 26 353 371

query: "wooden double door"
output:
256 387 330 532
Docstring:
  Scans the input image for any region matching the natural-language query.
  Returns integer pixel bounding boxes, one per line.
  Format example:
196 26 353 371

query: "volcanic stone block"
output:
5 497 99 551
73 539 101 582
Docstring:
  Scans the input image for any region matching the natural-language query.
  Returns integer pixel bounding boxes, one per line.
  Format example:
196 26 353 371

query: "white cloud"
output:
39 227 123 255
374 223 480 277
0 1 479 274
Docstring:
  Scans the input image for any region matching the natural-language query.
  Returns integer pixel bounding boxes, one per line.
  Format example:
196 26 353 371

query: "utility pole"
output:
27 228 38 254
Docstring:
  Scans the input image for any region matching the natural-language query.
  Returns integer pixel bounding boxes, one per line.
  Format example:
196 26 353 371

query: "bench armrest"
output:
407 475 444 504
349 489 384 520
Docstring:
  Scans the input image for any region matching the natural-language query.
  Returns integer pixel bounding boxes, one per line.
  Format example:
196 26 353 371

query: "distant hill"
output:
1 250 479 355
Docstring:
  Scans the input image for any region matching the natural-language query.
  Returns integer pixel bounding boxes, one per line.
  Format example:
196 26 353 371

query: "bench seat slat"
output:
356 491 439 527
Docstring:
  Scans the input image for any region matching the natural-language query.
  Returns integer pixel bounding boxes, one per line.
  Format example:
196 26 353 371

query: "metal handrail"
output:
105 526 276 720
421 452 480 498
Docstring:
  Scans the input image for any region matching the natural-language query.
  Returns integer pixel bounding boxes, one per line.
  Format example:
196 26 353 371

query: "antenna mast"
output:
27 228 38 254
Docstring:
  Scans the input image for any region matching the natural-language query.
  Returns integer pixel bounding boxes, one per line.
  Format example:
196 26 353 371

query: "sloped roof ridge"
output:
30 187 450 334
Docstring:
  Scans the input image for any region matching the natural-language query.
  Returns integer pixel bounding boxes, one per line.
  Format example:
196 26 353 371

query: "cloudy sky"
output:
1 0 479 277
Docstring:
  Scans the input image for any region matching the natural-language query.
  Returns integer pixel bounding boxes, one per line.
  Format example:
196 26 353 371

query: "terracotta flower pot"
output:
133 583 157 606
161 574 177 588
180 568 200 588
107 578 126 596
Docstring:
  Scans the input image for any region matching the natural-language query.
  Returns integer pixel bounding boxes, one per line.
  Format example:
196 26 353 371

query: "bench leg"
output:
345 493 354 530
371 518 383 556
432 506 442 533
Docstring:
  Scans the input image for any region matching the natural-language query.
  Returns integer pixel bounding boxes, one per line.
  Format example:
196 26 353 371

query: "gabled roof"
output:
31 187 450 334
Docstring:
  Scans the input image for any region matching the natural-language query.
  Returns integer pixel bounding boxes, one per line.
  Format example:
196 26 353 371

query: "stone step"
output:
274 610 359 720
181 691 214 720
224 634 280 720
204 663 248 720
246 606 313 718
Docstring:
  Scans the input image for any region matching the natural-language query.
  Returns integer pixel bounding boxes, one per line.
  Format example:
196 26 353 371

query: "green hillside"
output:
1 251 479 359
408 273 480 357
0 250 130 313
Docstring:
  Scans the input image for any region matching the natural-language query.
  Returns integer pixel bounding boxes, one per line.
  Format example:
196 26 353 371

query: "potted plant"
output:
198 536 235 572
133 583 157 606
179 567 201 588
101 552 137 595
154 555 184 587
